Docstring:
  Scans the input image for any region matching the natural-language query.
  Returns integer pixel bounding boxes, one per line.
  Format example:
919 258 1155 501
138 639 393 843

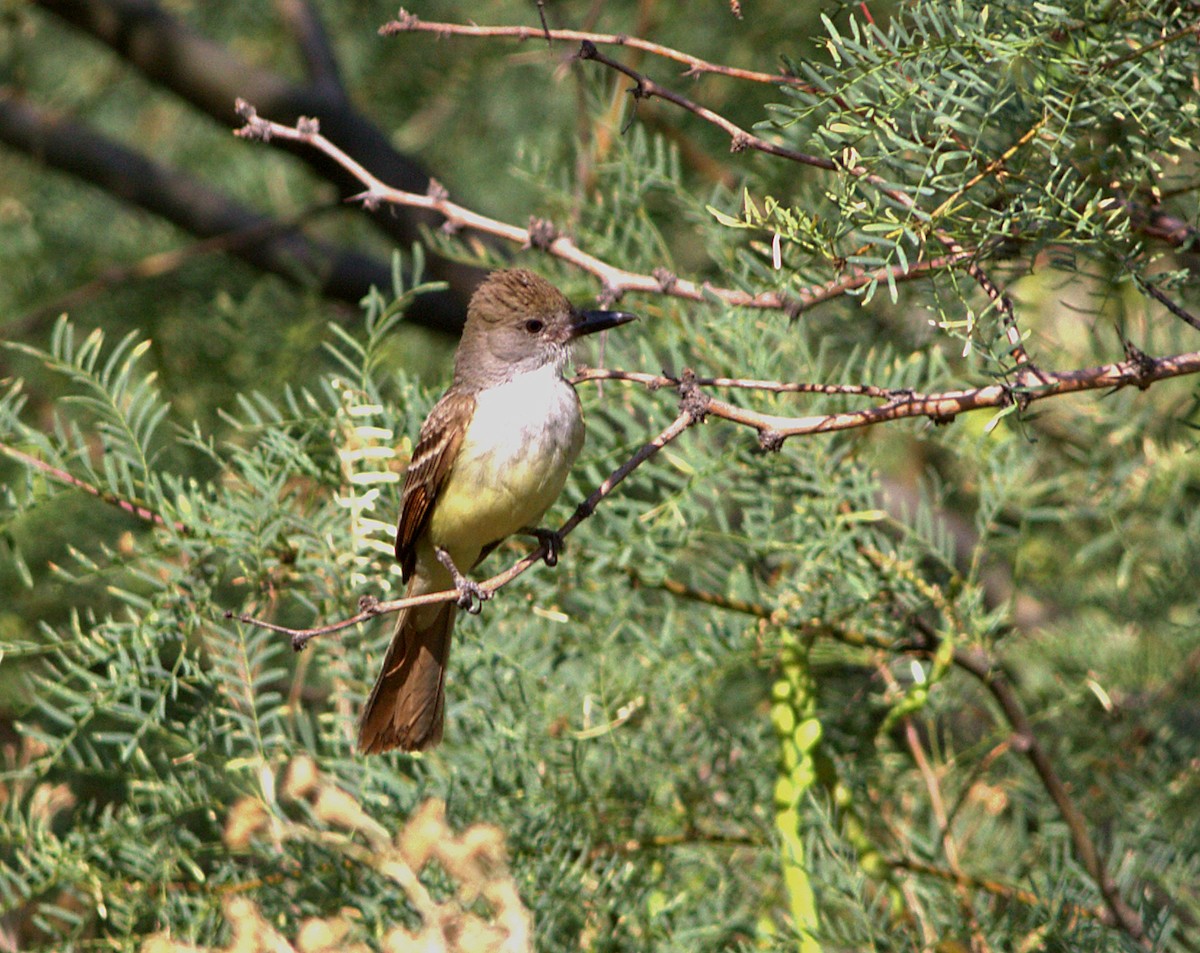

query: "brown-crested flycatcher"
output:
359 269 636 753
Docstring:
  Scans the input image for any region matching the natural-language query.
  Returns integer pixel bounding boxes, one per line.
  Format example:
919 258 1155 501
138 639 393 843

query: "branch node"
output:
597 284 623 308
1123 341 1159 389
357 594 380 614
653 267 678 292
526 216 560 250
677 368 711 422
758 429 785 452
578 39 599 61
295 115 320 136
353 190 381 213
730 132 752 153
650 368 677 392
233 99 271 141
426 178 449 202
383 9 420 33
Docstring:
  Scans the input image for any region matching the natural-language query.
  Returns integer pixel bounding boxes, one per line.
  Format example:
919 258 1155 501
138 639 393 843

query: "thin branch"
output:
1134 271 1200 333
951 647 1149 946
891 857 1107 924
575 367 907 398
573 39 926 220
883 660 992 952
577 41 836 171
1101 20 1200 70
233 103 970 313
231 410 699 648
0 440 185 532
0 91 396 315
964 261 1037 371
379 9 809 88
33 0 477 329
928 119 1046 223
576 348 1200 449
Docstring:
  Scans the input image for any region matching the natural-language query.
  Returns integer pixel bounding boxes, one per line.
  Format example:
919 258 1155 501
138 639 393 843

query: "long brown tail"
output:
358 592 457 754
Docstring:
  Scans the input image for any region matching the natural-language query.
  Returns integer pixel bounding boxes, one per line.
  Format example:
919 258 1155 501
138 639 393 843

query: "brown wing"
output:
395 389 475 579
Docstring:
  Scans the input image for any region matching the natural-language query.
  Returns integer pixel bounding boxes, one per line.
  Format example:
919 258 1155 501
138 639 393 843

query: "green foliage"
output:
3 1 1200 951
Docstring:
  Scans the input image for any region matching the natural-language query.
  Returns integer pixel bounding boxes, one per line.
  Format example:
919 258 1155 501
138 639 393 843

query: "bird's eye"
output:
524 319 545 334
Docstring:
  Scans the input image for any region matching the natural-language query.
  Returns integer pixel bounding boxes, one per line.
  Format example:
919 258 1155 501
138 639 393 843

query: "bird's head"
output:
455 269 636 386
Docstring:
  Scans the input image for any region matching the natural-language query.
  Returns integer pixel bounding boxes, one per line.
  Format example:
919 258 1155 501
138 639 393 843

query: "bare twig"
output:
233 103 970 314
380 9 809 88
1135 272 1200 333
0 91 396 318
964 261 1037 371
1101 20 1200 70
891 857 1106 924
576 348 1200 448
575 367 907 398
577 41 835 171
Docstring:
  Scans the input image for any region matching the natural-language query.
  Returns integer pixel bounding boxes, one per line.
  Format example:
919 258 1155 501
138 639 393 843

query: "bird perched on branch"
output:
359 269 637 753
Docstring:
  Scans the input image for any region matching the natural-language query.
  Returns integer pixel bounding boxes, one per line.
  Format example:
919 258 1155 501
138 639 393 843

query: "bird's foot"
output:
435 546 491 614
524 527 565 567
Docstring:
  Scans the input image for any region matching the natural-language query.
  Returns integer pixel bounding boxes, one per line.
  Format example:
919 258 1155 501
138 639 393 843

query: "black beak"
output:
569 308 638 340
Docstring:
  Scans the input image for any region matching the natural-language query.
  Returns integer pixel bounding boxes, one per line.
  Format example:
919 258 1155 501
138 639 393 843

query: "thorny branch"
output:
379 9 809 88
233 101 962 315
575 347 1200 447
577 41 836 170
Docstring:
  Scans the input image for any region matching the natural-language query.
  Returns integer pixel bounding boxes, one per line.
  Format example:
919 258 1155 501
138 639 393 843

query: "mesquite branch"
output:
230 409 698 648
232 102 971 314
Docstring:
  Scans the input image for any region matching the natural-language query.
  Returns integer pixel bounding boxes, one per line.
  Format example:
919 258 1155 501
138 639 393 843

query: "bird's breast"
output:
427 366 584 563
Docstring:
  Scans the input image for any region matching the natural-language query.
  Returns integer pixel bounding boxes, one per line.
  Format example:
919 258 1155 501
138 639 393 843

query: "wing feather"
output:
395 390 475 579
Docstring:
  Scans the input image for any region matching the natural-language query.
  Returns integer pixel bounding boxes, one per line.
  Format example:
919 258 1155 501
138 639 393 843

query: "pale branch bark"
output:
0 90 392 310
233 104 973 313
574 347 1200 447
379 9 809 88
574 36 1051 368
29 0 479 329
232 409 699 648
385 11 1200 260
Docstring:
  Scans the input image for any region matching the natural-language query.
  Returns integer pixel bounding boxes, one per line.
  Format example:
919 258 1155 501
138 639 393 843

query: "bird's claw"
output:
456 578 491 614
435 546 492 614
527 527 565 567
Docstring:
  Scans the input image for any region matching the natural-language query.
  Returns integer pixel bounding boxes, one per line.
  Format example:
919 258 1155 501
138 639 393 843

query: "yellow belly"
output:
426 366 584 573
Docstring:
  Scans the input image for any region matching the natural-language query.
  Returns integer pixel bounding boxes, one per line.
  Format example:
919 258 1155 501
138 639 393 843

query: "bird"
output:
358 269 637 753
